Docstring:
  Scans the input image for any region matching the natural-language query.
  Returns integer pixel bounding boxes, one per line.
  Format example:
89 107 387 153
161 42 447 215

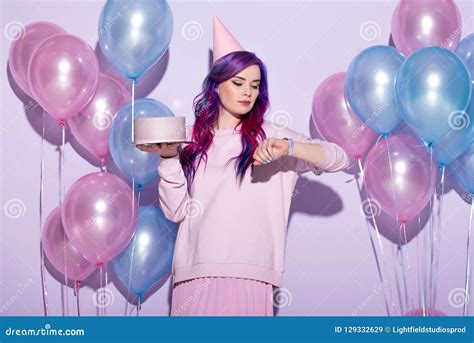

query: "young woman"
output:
137 19 349 316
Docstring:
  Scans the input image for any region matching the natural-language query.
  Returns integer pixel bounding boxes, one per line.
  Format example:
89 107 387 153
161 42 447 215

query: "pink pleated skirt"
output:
170 276 274 316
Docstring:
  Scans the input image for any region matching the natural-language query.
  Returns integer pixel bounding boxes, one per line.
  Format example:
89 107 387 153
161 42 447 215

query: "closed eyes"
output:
232 81 259 89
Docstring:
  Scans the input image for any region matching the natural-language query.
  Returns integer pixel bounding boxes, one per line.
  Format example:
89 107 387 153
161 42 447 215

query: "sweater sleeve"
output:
157 154 190 223
282 128 350 175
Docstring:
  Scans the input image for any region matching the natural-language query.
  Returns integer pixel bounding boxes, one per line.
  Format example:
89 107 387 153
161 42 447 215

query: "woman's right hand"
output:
136 143 180 158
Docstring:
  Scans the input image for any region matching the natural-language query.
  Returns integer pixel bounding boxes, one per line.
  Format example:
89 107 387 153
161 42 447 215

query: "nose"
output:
243 84 252 97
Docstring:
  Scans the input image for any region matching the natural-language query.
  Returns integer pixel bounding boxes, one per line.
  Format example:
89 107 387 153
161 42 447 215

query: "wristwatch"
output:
282 137 295 156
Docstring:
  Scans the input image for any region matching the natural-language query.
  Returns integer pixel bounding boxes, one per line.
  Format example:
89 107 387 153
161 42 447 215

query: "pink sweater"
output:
157 121 350 287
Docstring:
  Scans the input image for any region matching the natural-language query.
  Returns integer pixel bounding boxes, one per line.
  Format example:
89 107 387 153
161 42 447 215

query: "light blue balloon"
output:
433 91 473 165
450 143 474 195
98 0 173 80
456 33 474 85
109 98 173 185
395 47 472 144
112 206 177 297
346 45 405 134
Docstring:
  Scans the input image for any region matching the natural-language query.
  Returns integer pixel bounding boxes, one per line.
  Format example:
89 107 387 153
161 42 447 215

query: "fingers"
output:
136 144 149 151
253 143 265 165
136 143 163 153
137 142 175 150
253 153 265 165
253 139 274 165
261 139 274 160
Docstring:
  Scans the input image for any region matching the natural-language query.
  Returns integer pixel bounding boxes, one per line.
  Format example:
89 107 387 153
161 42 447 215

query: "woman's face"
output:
217 64 261 116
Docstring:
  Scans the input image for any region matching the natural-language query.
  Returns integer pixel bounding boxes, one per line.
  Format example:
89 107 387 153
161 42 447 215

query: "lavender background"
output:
1 0 473 316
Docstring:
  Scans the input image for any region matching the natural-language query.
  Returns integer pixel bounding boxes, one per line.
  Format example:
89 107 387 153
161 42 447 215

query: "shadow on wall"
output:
7 64 68 146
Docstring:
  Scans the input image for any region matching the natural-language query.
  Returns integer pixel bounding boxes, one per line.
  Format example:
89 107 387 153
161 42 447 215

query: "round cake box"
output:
134 116 186 144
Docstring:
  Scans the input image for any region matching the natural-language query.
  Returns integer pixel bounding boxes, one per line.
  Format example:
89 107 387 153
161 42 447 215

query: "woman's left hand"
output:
253 138 289 165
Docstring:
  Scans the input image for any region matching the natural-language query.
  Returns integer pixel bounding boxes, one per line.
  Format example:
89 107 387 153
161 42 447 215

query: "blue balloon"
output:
456 33 474 85
433 91 473 165
395 47 472 144
98 0 173 80
112 206 177 297
109 98 173 185
450 143 474 195
346 45 405 134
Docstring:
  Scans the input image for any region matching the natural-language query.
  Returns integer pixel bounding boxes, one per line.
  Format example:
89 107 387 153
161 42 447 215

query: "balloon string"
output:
463 197 473 316
137 294 142 316
384 135 400 224
356 156 364 183
440 163 445 184
128 80 137 316
416 214 427 316
100 156 107 173
397 224 409 313
103 265 108 317
59 119 69 316
131 79 136 142
99 263 103 317
433 164 445 309
355 157 395 316
384 135 407 313
400 221 415 312
128 303 137 316
39 111 49 316
75 281 81 317
393 245 405 315
131 80 136 243
375 133 384 146
428 144 434 312
124 185 141 316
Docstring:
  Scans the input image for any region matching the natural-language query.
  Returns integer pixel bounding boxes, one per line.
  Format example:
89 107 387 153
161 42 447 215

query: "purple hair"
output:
180 51 269 189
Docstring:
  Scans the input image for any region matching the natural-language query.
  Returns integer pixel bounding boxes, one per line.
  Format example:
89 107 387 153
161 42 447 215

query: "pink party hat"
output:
213 16 244 63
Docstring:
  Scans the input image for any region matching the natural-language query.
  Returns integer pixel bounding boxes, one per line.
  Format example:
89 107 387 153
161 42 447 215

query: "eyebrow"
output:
233 76 260 82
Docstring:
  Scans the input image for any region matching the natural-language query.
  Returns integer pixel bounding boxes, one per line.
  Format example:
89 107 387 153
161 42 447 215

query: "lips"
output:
238 100 251 106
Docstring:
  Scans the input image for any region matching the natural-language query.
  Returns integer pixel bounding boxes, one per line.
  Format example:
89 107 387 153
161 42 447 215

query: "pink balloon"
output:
68 74 130 159
42 206 95 281
28 34 99 121
312 72 378 158
62 172 137 265
405 308 446 316
8 22 66 97
364 135 437 223
391 0 462 56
